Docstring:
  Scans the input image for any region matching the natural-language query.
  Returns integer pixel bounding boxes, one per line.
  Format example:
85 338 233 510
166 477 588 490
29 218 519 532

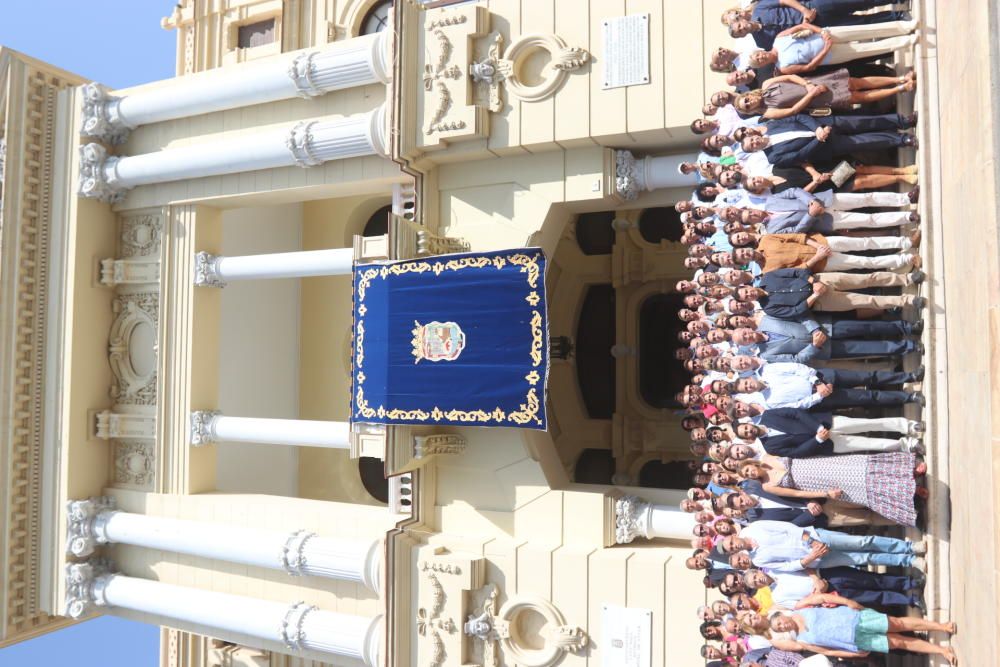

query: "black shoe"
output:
908 391 926 406
912 296 927 310
909 269 926 285
913 341 926 355
903 134 920 149
909 211 921 224
909 365 925 382
908 185 920 204
910 319 925 336
904 111 919 128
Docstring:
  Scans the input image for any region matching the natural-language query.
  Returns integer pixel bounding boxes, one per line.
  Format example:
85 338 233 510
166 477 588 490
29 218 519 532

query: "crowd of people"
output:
674 2 957 665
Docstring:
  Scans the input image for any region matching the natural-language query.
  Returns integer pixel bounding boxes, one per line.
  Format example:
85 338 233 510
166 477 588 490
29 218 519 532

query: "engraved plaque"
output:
601 14 650 89
601 604 652 667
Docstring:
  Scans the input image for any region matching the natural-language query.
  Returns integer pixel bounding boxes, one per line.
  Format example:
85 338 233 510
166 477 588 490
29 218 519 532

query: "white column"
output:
615 150 698 200
190 411 351 449
79 104 387 203
81 29 392 144
614 494 695 543
194 247 354 287
66 498 381 591
65 562 381 666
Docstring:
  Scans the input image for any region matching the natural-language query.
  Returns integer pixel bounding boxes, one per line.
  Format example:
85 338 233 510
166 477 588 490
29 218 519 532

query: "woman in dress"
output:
742 164 918 195
737 453 924 526
734 70 916 119
749 21 917 75
769 595 957 664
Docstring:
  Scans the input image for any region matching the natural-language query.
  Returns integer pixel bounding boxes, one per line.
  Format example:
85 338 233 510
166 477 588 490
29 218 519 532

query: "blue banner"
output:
351 248 548 429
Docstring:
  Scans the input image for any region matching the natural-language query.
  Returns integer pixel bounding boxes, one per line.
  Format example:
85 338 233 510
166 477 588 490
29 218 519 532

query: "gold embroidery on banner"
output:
353 252 546 426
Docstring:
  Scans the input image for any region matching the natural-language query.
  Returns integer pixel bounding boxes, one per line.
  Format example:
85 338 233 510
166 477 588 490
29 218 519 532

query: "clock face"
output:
361 1 392 35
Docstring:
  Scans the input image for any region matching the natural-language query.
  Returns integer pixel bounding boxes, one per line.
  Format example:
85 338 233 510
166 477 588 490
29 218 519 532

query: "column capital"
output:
288 52 324 98
279 530 318 576
614 150 645 202
80 82 132 144
64 559 115 619
194 252 227 287
613 494 652 544
78 143 125 203
286 120 325 167
280 601 318 650
190 410 222 445
66 497 117 557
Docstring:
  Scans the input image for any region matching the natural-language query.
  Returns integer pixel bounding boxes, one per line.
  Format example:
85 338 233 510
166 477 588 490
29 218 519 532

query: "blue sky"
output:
0 2 173 665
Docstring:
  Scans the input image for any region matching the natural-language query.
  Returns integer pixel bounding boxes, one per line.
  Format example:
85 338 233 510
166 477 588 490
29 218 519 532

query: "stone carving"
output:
615 150 643 201
193 251 226 287
66 497 116 558
190 410 221 446
96 411 157 440
424 29 467 135
279 530 317 576
464 583 501 667
494 595 589 667
64 559 114 619
279 601 317 650
113 440 155 488
414 434 467 459
78 143 125 203
119 213 163 258
416 572 459 667
547 625 589 653
471 33 590 112
416 229 471 256
109 292 159 405
614 494 651 544
101 258 161 286
80 82 131 144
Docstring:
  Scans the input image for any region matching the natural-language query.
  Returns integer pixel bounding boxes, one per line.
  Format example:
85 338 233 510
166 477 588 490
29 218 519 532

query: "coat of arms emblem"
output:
412 320 466 363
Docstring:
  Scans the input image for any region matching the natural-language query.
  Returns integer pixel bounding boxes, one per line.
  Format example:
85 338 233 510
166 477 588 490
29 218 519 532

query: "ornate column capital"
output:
280 601 318 650
80 82 132 144
286 120 324 167
614 150 646 202
279 530 318 576
288 52 324 98
66 497 117 558
190 410 221 446
64 559 115 619
193 251 226 287
614 494 652 544
79 143 126 203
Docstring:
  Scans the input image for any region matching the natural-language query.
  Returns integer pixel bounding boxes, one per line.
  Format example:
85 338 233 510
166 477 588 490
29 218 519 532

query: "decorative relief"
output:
193 251 226 287
109 292 159 406
614 494 651 544
471 33 590 112
96 411 157 440
78 143 124 203
80 82 131 144
464 584 501 667
190 410 221 446
119 212 163 258
414 434 467 459
64 559 114 619
615 150 644 201
65 497 116 558
113 441 155 489
414 549 486 667
101 258 161 286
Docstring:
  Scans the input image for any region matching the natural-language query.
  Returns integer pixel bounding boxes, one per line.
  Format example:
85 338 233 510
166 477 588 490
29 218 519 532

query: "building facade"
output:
0 1 733 665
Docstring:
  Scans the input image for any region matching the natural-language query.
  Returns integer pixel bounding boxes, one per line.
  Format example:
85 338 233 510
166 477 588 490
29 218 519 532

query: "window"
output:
360 1 393 35
638 460 692 490
575 285 616 419
574 211 616 256
358 457 389 504
363 205 392 237
638 207 683 244
574 448 616 484
237 18 276 49
639 294 687 408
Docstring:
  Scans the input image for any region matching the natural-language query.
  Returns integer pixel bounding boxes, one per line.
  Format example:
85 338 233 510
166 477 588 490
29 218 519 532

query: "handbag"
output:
830 161 856 187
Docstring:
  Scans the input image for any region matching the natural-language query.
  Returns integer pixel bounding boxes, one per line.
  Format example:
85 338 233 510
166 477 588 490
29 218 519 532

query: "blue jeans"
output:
814 528 914 568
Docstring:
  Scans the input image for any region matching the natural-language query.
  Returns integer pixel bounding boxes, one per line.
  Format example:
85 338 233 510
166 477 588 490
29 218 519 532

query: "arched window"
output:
575 211 616 256
574 448 616 484
638 207 683 244
639 293 687 408
638 460 692 490
358 457 389 504
575 285 616 418
360 1 393 35
363 205 392 237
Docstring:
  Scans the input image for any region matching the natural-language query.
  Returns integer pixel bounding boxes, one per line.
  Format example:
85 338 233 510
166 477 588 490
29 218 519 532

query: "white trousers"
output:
826 20 918 42
828 35 918 64
830 416 917 453
832 415 912 434
825 191 911 209
824 235 914 271
830 210 911 229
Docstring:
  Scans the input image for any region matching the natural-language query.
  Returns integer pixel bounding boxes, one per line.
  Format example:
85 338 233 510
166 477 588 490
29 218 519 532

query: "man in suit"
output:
736 409 924 456
734 480 828 527
746 112 917 168
735 187 914 234
728 0 907 50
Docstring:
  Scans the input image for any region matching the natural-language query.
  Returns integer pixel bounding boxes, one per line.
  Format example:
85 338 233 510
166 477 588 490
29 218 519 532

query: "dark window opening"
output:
575 211 616 256
361 1 393 35
358 457 389 504
363 205 392 237
638 207 683 244
574 448 616 484
638 460 692 490
576 284 616 418
238 19 276 49
639 293 687 408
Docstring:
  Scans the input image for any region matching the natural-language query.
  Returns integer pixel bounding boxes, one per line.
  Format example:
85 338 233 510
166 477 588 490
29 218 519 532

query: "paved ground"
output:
920 0 1000 664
